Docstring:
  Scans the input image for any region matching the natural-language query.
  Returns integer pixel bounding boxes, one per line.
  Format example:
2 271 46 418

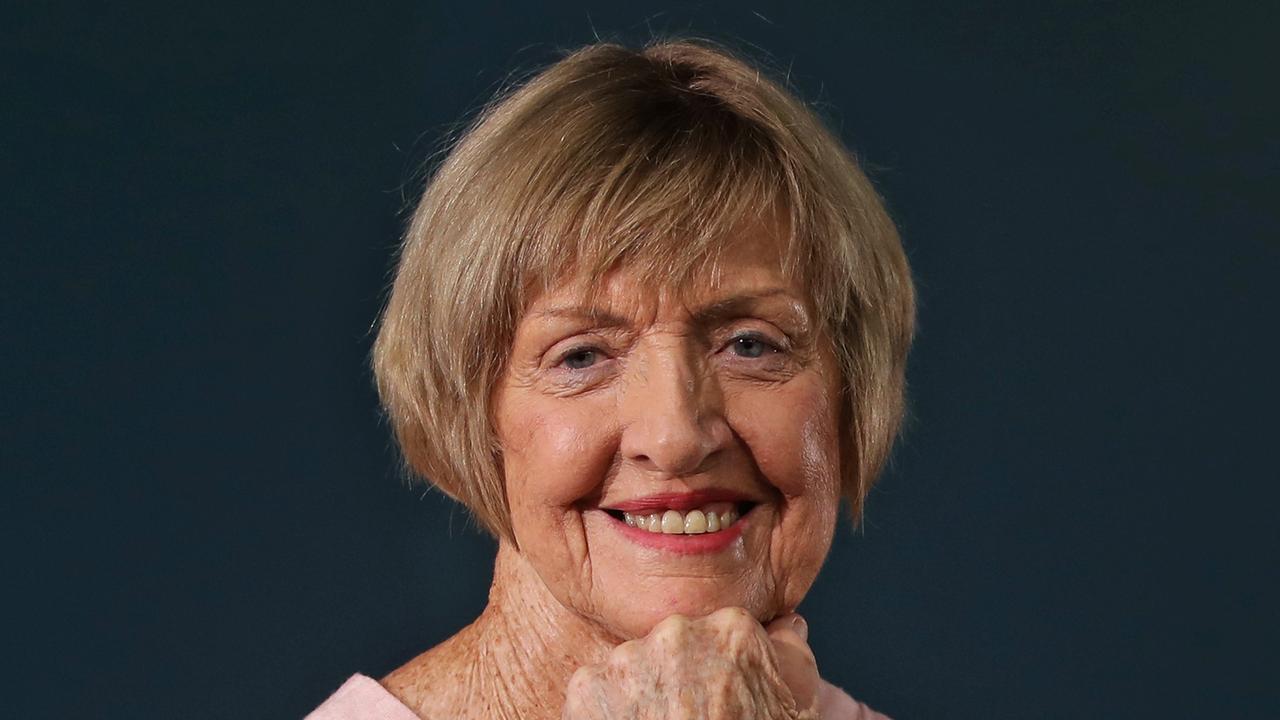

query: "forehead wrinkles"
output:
529 226 795 314
514 193 802 317
599 281 701 327
534 275 802 332
525 283 687 334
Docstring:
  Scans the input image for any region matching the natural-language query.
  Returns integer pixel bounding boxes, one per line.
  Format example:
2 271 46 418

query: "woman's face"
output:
493 227 843 640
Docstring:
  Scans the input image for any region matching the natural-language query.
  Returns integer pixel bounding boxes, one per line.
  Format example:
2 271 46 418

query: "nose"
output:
618 341 731 477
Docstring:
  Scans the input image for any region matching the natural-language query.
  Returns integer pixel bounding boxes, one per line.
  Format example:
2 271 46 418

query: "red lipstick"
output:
606 489 751 513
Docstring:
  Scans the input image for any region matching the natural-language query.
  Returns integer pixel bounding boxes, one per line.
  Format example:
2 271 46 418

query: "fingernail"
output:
791 615 808 641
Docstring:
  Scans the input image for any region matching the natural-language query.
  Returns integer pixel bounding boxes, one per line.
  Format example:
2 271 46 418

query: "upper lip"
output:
603 488 758 513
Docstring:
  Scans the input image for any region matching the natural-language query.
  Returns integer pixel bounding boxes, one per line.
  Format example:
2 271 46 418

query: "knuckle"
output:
566 665 596 693
713 607 759 635
654 612 690 632
711 606 754 625
710 608 767 653
562 690 585 714
650 613 690 647
609 639 642 666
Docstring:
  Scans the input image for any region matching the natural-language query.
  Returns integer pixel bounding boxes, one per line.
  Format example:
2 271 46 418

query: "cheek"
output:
726 378 842 502
800 394 843 503
500 395 618 512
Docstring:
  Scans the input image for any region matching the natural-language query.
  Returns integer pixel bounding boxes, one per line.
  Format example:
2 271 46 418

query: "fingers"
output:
765 612 809 642
563 665 607 718
567 609 823 719
766 613 819 713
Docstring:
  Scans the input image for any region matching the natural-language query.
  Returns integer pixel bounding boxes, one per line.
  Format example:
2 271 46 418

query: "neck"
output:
383 541 619 720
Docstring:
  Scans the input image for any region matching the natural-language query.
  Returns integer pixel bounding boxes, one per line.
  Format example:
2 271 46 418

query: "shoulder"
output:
817 678 893 720
305 674 420 720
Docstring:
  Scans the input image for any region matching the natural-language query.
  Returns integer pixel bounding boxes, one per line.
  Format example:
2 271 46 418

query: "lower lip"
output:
606 512 748 554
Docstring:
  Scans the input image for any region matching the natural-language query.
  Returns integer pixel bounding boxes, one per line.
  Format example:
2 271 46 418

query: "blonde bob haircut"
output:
373 39 915 541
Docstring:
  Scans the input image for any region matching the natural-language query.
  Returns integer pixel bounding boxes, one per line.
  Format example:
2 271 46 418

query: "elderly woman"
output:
309 39 913 720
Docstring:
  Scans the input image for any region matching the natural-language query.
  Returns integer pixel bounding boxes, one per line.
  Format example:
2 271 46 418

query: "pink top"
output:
307 673 890 719
305 675 419 720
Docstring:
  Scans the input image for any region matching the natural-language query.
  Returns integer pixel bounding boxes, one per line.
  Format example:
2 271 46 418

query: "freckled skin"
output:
565 609 820 719
383 229 846 719
498 229 842 641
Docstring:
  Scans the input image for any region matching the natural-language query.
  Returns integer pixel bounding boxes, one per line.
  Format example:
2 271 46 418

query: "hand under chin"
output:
564 608 820 720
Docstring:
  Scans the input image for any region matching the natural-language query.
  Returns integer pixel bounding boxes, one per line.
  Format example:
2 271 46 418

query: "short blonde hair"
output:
373 40 915 540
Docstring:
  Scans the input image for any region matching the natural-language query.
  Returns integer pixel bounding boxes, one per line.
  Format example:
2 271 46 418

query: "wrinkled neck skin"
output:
382 541 619 720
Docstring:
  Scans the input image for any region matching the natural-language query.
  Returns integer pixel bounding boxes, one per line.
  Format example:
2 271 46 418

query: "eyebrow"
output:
531 288 804 326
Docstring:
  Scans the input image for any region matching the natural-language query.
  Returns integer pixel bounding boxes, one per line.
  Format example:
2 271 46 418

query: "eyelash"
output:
551 332 784 371
555 345 604 371
725 331 782 359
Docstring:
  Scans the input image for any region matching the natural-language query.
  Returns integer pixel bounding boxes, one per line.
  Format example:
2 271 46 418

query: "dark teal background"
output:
5 2 1277 717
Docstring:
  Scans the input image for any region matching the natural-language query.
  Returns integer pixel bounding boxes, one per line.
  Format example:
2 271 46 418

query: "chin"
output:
602 579 776 639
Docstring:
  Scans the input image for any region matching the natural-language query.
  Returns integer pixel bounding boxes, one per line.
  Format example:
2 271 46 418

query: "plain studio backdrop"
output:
4 2 1276 718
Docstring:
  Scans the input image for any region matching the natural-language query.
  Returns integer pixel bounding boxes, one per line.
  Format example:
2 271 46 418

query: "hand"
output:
562 607 820 719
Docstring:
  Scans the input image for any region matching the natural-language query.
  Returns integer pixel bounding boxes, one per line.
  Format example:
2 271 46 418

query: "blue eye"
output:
731 335 773 358
561 348 599 370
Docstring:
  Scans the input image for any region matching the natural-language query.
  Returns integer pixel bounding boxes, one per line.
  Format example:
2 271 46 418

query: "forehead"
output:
523 222 806 320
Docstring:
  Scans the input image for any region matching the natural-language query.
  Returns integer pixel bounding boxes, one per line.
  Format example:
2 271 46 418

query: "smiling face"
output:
492 227 844 640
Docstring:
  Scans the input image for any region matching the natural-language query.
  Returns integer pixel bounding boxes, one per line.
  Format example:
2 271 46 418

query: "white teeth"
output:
661 510 684 534
620 504 743 535
684 510 706 534
705 511 720 532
